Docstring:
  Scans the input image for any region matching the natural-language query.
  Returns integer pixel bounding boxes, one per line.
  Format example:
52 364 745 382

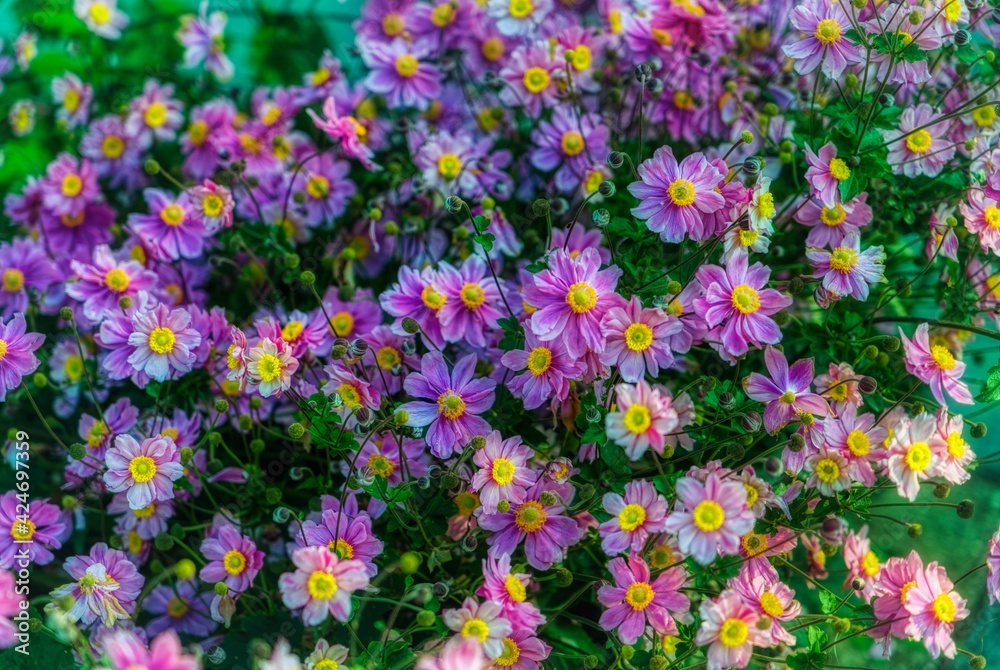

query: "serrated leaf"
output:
975 361 1000 402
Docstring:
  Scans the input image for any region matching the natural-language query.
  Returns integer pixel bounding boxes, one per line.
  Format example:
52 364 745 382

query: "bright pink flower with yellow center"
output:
597 555 690 645
904 562 969 659
899 323 973 405
471 431 538 514
664 472 755 565
103 434 184 510
278 546 370 625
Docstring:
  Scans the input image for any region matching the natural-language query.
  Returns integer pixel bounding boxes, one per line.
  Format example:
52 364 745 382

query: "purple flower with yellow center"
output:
127 303 202 382
381 266 447 346
486 0 551 36
354 431 429 488
523 247 623 359
628 146 726 244
69 397 139 481
959 190 1000 256
807 232 885 301
80 114 145 191
415 130 484 198
436 256 504 349
0 313 43 402
0 491 70 569
471 431 539 514
308 96 379 171
176 2 234 82
884 103 955 178
476 551 545 632
298 509 384 578
0 237 58 319
803 142 852 208
664 472 756 565
127 189 209 261
40 152 100 218
899 323 973 405
600 295 681 383
398 352 496 459
188 178 235 233
363 325 419 395
109 493 174 541
531 108 610 193
499 43 559 118
782 0 861 78
294 153 356 226
52 72 92 129
442 596 513 660
103 434 184 510
477 481 584 570
40 200 115 259
125 79 184 148
200 523 264 594
144 580 216 637
597 555 690 645
598 479 669 556
278 545 370 625
323 361 381 419
745 346 830 434
362 38 442 111
49 542 144 628
67 244 158 322
321 287 383 341
500 328 585 410
181 101 236 179
410 0 473 48
794 192 873 248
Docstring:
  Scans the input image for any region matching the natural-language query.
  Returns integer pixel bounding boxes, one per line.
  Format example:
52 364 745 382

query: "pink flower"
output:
200 522 265 593
795 192 873 248
803 142 852 208
67 244 158 321
0 313 43 402
278 545 370 625
727 558 801 646
987 525 1000 605
900 323 973 405
103 434 184 510
843 525 881 601
695 590 768 670
744 346 830 434
598 479 668 556
471 431 538 514
931 407 974 485
49 543 144 628
189 179 235 233
605 381 680 460
813 361 863 413
416 638 486 670
886 412 942 501
804 447 851 496
782 0 862 78
442 596 512 660
101 629 200 670
436 256 504 349
905 562 969 659
959 189 1000 256
600 295 681 382
308 96 379 171
806 231 886 301
127 303 202 382
664 472 755 565
245 337 299 398
476 551 545 633
885 103 955 178
597 555 690 645
870 551 923 645
821 404 887 486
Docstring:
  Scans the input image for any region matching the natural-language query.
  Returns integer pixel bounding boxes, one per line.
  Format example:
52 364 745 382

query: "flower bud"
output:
283 253 300 269
401 317 420 334
144 159 161 175
416 610 436 627
584 657 600 669
265 487 282 505
531 198 550 217
726 443 745 461
858 377 878 395
788 277 804 295
214 399 230 413
69 443 86 460
862 345 878 360
851 577 866 592
621 645 635 661
954 29 971 47
833 617 852 634
556 568 573 587
288 422 305 438
461 534 478 552
469 435 487 450
607 151 625 169
741 411 762 433
971 422 987 438
633 63 652 81
909 401 925 416
650 656 668 670
539 491 558 506
933 483 951 499
59 306 74 321
586 406 601 423
330 344 348 359
176 559 197 581
273 506 292 523
180 447 194 463
417 476 431 489
592 208 611 228
299 270 315 286
497 500 511 513
598 181 616 197
250 439 265 454
719 392 735 411
970 655 987 670
666 280 683 295
788 433 805 452
741 130 754 144
444 196 465 213
154 534 175 551
958 499 975 519
702 376 718 392
907 523 922 538
119 296 132 310
742 156 761 175
578 483 595 501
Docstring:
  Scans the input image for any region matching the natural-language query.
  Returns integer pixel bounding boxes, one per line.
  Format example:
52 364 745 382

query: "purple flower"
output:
278 546 370 625
362 38 442 111
67 244 159 322
884 103 955 178
125 79 184 148
531 108 610 193
200 523 265 593
299 509 385 577
52 72 92 129
598 480 669 556
127 303 202 382
50 543 144 628
663 472 755 565
782 0 861 78
399 352 497 459
381 266 447 347
40 152 100 218
0 238 58 319
807 232 885 300
0 492 70 569
0 313 43 402
176 3 234 82
436 256 504 349
471 431 539 514
597 555 690 645
804 142 852 208
144 580 216 637
39 201 115 259
745 346 830 433
103 434 184 510
794 192 873 248
600 295 681 383
499 43 559 118
293 153 356 226
900 323 973 405
80 114 145 191
127 189 209 261
501 328 585 410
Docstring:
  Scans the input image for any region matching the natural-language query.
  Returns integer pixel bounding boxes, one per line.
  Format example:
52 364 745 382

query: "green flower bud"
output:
539 491 558 506
971 422 988 438
666 280 683 295
69 443 87 460
862 345 879 360
238 415 253 432
119 296 132 310
469 435 487 450
907 523 922 538
400 551 422 574
958 499 975 519
59 306 74 321
741 130 754 144
32 373 47 387
384 221 400 235
154 534 175 551
180 447 194 463
288 422 305 438
250 439 265 455
833 617 852 634
395 409 410 426
401 317 420 334
555 568 573 587
497 500 511 513
416 610 436 627
620 645 635 661
175 558 197 581
214 399 230 413
265 487 282 504
215 582 229 596
283 253 300 269
144 159 161 175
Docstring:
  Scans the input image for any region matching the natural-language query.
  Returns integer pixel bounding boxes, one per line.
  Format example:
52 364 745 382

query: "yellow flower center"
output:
829 247 858 273
652 27 674 46
338 382 362 409
862 550 880 577
367 453 396 479
759 592 784 617
719 618 749 647
395 54 419 78
757 191 775 219
905 441 932 472
905 129 933 154
104 268 131 292
377 346 402 370
814 19 842 45
329 311 355 337
437 392 466 420
944 0 963 21
650 544 676 569
946 432 966 459
382 13 405 36
460 282 486 310
187 120 208 146
900 580 916 604
127 530 144 554
86 421 109 449
693 500 725 532
932 593 956 623
129 455 158 483
133 503 156 519
618 503 647 532
431 3 456 27
421 285 447 311
482 37 505 62
145 102 168 129
64 355 85 382
504 575 526 602
667 178 696 207
89 2 111 25
63 88 81 112
730 284 760 314
2 269 24 292
492 457 516 485
624 322 654 352
744 484 759 508
846 430 870 457
160 204 185 227
148 327 176 355
523 67 551 94
281 320 304 342
973 105 997 128
561 130 585 156
306 175 330 200
570 44 592 71
203 194 224 217
256 353 283 383
437 153 463 180
61 212 85 228
625 582 654 610
62 174 83 197
509 0 534 17
623 404 652 434
461 618 490 642
984 206 1000 229
313 660 339 670
742 531 768 557
307 571 338 600
10 518 35 542
167 596 189 618
514 500 547 532
527 346 552 375
565 282 598 313
931 345 956 370
821 203 847 226
828 157 851 181
329 538 355 560
815 457 841 483
495 638 521 667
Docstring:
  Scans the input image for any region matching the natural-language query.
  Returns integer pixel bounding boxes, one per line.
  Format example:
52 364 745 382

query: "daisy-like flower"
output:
67 245 159 321
126 80 184 148
599 295 681 383
41 152 100 218
144 581 215 637
381 266 447 347
50 543 143 627
501 328 585 410
804 447 851 496
886 412 942 501
843 525 881 601
437 256 504 349
279 545 371 625
696 590 769 670
899 323 973 405
498 43 559 118
885 103 955 178
727 558 802 646
530 108 610 193
813 361 862 412
416 638 486 670
905 562 969 659
795 192 873 249
523 247 623 359
176 1 234 82
324 362 381 418
0 492 70 569
245 337 299 398
103 434 184 510
127 303 202 383
605 381 680 460
361 38 442 111
398 352 497 459
782 0 861 78
959 189 1000 256
127 189 209 261
744 346 830 434
931 408 974 485
100 629 200 670
747 175 777 233
807 232 886 300
663 472 755 565
486 0 551 36
488 629 551 670
294 153 356 226
597 555 690 645
304 639 350 670
74 0 129 39
476 551 545 632
870 550 923 645
803 142 852 208
471 431 538 514
628 146 726 243
443 597 513 660
0 313 44 402
80 114 144 191
200 523 264 593
0 238 58 319
52 72 92 129
926 203 960 261
189 179 235 233
694 255 792 358
598 480 669 556
299 509 384 578
821 405 887 486
308 96 379 171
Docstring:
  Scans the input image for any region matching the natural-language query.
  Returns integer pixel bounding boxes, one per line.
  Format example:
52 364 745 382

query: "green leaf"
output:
818 589 839 614
472 233 495 252
806 625 828 652
975 360 1000 402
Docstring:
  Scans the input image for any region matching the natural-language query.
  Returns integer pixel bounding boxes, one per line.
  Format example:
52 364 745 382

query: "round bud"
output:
444 196 465 214
180 447 194 463
531 198 550 217
833 617 852 634
910 401 925 416
283 253 300 270
469 435 487 450
844 73 859 89
556 568 573 587
109 534 123 549
907 9 923 24
702 376 718 392
650 656 668 670
621 645 635 661
862 345 879 360
858 377 878 395
578 483 595 501
788 433 806 452
586 406 602 424
144 159 161 175
741 130 754 144
958 499 975 519
762 102 779 117
400 551 422 574
417 476 431 489
341 247 357 262
851 577 866 592
773 311 791 327
933 483 951 499
741 411 762 433
719 392 736 411
764 456 783 477
607 151 625 169
497 500 511 513
331 344 348 359
59 306 74 321
876 352 890 367
214 399 230 413
727 443 745 461
880 335 901 353
154 534 175 551
175 559 197 581
401 317 420 334
299 270 316 286
584 657 600 670
539 491 558 507
441 472 460 490
970 655 987 670
416 610 436 627
971 422 988 438
592 208 611 228
28 618 42 633
265 487 282 505
250 439 265 455
598 181 616 198
432 581 450 598
742 156 761 175
461 534 478 552
879 92 894 106
633 63 652 81
788 277 805 295
69 443 87 460
119 296 132 310
666 280 683 295
954 29 971 46
907 523 922 538
288 422 305 439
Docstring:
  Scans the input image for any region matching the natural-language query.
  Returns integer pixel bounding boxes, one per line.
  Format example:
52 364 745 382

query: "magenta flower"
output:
415 638 486 670
0 491 70 569
437 256 504 349
299 509 384 577
932 408 974 485
628 146 726 243
67 244 159 321
745 346 830 433
782 0 861 78
523 247 623 359
361 38 442 111
0 238 58 319
843 525 881 601
885 103 955 178
598 479 668 556
103 434 184 510
381 265 447 347
605 381 680 460
988 525 1000 605
795 192 873 248
664 472 755 565
821 404 887 486
694 255 792 358
807 232 885 300
0 313 43 402
308 96 379 171
200 523 265 593
905 562 969 659
176 2 233 81
52 72 92 129
899 323 973 405
600 295 681 382
803 142 852 208
398 352 497 459
324 361 381 418
127 188 209 261
476 551 545 632
959 189 1000 256
499 43 559 118
101 629 200 670
442 596 513 660
500 328 585 410
127 303 202 382
189 179 235 233
727 558 801 646
597 555 690 645
278 545 370 625
695 590 768 670
870 551 923 645
80 114 145 191
530 108 610 193
40 152 100 218
50 543 144 628
144 581 215 637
